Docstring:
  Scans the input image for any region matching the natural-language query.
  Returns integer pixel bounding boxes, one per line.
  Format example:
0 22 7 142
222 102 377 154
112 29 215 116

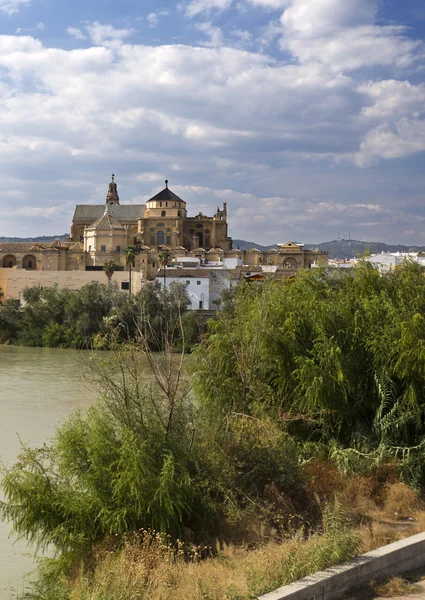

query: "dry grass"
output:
383 484 424 521
66 524 359 600
373 576 422 597
51 465 425 600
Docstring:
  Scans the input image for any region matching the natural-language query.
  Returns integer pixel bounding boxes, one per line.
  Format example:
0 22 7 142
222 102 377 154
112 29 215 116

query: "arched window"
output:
177 210 182 217
157 230 165 245
22 254 37 271
161 210 166 217
23 254 37 269
2 255 17 268
283 257 298 269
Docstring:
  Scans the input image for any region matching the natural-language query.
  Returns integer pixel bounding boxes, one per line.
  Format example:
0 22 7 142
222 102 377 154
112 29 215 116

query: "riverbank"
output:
22 474 425 600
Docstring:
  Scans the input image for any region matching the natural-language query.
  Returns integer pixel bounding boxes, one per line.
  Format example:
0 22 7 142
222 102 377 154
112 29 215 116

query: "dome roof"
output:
146 180 186 205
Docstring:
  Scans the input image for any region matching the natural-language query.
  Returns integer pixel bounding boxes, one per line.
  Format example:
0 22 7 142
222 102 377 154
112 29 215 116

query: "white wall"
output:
157 275 210 310
223 257 242 269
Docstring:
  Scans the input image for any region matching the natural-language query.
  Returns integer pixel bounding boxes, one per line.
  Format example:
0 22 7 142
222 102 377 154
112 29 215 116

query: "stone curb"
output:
258 531 425 600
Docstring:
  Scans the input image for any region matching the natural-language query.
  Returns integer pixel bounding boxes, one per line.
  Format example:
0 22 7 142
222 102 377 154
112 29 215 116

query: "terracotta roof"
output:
0 241 70 253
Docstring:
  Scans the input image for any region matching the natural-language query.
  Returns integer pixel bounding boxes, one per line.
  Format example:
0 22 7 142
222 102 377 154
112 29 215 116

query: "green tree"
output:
102 260 116 288
158 250 171 291
124 246 137 295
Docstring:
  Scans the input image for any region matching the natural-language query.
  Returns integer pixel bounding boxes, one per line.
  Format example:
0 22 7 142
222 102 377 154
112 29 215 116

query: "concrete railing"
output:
259 531 425 600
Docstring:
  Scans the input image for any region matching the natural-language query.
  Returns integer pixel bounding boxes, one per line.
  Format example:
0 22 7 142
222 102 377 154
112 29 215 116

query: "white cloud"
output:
196 21 224 47
147 11 169 27
247 0 289 8
355 119 425 167
185 0 232 18
280 0 377 38
0 0 425 240
85 22 135 47
0 0 29 15
67 27 86 41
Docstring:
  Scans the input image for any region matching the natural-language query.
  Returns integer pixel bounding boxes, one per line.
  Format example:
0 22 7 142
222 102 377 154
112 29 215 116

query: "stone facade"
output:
0 176 328 300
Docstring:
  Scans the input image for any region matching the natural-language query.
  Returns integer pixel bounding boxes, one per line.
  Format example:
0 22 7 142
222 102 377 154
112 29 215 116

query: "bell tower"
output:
106 174 120 205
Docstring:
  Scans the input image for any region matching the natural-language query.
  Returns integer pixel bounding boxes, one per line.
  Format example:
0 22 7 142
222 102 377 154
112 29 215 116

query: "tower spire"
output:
106 173 120 205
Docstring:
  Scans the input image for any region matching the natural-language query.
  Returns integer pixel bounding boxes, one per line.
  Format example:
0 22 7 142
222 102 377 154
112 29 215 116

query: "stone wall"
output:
4 269 141 300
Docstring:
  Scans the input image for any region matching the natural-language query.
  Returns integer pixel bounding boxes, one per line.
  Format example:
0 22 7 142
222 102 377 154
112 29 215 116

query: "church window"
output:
178 210 182 217
161 210 166 217
166 202 168 207
157 222 165 227
150 236 155 245
157 230 165 245
150 227 155 233
166 236 171 245
160 202 162 207
166 227 171 232
205 228 210 234
116 245 121 253
101 245 106 252
196 224 203 229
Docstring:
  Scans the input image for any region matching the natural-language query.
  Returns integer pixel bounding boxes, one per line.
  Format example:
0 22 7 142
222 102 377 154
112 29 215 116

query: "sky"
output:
0 0 425 244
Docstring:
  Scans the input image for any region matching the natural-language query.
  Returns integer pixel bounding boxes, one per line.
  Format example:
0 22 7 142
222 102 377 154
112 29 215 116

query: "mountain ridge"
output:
233 239 425 260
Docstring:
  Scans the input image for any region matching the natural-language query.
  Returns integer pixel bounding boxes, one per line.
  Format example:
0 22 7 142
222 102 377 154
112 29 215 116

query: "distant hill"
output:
234 238 425 260
0 234 69 243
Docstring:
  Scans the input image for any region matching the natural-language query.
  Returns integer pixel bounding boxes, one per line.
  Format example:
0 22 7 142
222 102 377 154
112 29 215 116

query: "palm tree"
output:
124 246 137 295
158 250 171 291
103 261 116 288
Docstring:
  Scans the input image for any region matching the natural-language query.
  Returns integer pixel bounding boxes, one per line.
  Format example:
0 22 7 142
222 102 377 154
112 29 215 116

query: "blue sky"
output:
0 0 425 244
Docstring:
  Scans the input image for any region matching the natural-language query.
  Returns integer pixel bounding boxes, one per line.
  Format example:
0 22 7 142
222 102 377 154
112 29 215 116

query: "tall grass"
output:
23 510 359 600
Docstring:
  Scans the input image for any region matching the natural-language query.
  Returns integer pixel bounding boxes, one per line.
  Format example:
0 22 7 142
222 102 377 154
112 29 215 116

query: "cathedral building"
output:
0 175 328 301
71 176 232 253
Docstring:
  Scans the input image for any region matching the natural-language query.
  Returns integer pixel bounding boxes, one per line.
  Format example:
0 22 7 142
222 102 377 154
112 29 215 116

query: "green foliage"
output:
102 260 116 285
194 262 425 486
0 281 202 351
0 350 197 561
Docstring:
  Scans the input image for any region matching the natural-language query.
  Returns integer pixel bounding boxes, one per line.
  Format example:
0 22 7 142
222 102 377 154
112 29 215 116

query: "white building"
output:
156 257 241 310
365 252 425 273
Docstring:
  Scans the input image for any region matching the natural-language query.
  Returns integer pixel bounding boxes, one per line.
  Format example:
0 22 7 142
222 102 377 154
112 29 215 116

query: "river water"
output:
0 346 98 599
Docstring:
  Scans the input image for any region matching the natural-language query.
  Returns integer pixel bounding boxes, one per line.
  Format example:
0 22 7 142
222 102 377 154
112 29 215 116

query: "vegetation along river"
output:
0 346 98 599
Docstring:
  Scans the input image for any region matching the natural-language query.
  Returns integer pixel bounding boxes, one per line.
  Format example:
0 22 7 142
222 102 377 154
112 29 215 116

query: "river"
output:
0 346 98 599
